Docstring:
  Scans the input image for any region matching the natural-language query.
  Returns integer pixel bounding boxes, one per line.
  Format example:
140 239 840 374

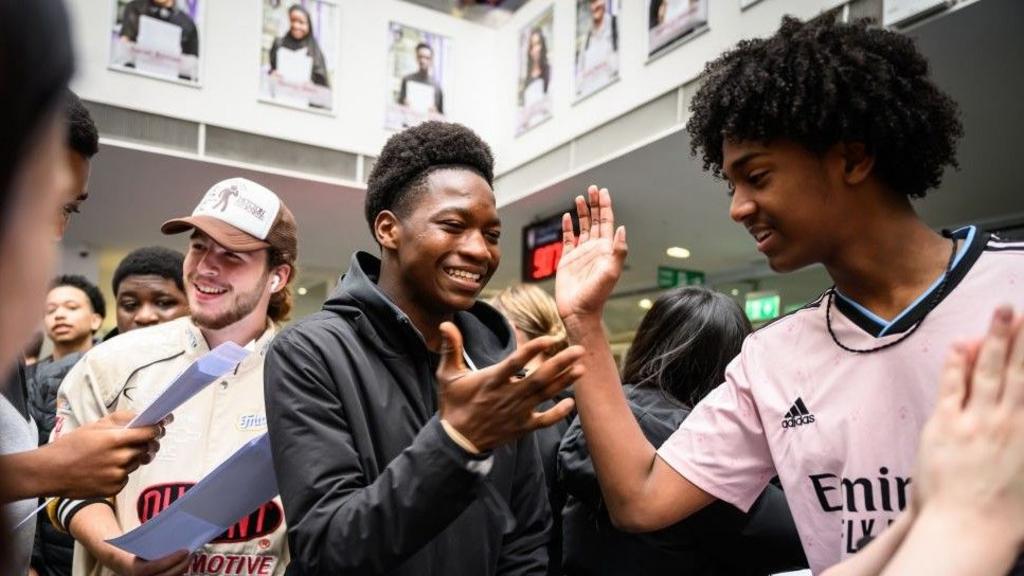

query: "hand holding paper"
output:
107 434 279 560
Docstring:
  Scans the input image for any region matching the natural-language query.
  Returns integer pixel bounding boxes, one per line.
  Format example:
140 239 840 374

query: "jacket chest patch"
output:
237 414 267 432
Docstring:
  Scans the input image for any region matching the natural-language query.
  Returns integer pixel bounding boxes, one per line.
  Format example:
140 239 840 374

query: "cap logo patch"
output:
192 178 281 241
214 186 238 212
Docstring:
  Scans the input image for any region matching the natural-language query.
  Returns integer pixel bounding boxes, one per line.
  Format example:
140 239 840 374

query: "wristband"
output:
440 419 481 455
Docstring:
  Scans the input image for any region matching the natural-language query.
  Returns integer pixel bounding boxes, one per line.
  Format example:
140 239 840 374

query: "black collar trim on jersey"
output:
833 227 988 338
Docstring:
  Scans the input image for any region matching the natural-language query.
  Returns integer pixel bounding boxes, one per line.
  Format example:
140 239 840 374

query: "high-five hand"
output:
436 322 583 452
555 185 627 323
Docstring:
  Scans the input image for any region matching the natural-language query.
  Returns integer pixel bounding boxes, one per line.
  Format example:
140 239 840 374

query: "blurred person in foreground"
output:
0 1 164 573
558 286 805 575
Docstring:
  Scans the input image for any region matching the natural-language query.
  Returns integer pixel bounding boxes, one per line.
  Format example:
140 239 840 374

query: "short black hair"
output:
112 246 186 295
66 90 99 159
686 15 962 198
51 274 106 320
415 42 432 54
365 121 494 240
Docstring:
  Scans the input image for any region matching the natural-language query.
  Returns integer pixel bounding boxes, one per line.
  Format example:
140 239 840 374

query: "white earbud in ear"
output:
270 276 280 291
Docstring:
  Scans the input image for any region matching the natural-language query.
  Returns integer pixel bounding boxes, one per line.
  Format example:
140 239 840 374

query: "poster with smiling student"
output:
108 0 203 84
516 7 554 136
259 0 338 112
574 0 620 101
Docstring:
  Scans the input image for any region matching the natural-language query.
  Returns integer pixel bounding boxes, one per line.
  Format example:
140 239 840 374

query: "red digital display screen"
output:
529 241 563 281
522 212 574 283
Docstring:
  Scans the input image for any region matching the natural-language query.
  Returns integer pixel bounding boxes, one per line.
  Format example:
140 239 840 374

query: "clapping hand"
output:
913 306 1024 545
436 321 583 452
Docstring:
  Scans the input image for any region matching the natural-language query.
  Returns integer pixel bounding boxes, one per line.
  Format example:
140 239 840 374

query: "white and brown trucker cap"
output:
161 177 297 262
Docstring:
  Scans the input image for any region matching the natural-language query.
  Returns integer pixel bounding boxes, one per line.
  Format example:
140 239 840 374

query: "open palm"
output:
555 186 628 321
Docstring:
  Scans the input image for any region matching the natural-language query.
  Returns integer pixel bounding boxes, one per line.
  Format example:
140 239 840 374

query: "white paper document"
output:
107 433 278 560
128 342 249 428
405 80 435 114
276 47 313 84
137 15 182 55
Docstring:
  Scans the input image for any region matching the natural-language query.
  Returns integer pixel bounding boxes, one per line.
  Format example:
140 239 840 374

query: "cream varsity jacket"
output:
51 317 289 576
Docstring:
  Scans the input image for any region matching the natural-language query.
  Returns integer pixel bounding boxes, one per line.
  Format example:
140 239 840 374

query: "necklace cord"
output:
826 237 958 354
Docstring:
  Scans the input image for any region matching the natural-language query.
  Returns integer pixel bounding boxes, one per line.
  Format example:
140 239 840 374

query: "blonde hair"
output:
491 284 567 357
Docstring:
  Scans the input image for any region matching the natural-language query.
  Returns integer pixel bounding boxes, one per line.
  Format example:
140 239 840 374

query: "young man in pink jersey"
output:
552 14 1024 574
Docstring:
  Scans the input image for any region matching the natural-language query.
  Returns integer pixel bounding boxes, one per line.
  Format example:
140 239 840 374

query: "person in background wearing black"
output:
29 275 106 446
398 42 444 114
119 0 199 59
104 246 189 341
559 286 805 575
0 2 164 572
491 284 571 576
28 274 106 576
265 121 582 575
269 4 330 88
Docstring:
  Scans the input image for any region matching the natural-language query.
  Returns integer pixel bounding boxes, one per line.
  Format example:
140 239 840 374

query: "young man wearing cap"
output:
52 177 297 576
264 122 582 575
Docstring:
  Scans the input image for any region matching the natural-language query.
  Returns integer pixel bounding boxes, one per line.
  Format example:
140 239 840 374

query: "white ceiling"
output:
64 0 1024 332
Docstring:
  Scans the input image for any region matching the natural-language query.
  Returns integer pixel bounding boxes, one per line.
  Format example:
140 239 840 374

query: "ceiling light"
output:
297 286 308 296
666 246 691 259
639 298 653 310
730 289 739 296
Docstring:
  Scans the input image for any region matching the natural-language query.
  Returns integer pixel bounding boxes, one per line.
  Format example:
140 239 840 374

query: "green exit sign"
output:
745 291 781 322
657 267 706 289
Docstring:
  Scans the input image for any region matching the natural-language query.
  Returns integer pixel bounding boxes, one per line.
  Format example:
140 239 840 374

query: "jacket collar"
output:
182 317 277 375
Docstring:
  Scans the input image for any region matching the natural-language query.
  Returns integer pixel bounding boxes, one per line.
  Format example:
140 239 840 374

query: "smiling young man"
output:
51 178 296 576
552 15 1024 575
265 121 583 575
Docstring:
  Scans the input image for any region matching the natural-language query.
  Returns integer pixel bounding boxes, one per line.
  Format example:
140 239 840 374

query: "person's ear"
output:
840 142 875 186
375 210 401 251
269 265 291 293
90 313 102 333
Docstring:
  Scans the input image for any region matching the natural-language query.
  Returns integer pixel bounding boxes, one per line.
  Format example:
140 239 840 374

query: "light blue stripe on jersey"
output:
836 226 975 337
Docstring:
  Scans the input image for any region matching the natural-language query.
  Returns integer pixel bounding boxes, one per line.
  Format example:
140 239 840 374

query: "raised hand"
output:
436 321 583 452
913 305 1024 542
555 185 627 323
45 411 168 498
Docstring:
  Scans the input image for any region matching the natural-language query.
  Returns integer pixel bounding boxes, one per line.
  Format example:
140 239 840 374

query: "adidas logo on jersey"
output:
782 397 815 428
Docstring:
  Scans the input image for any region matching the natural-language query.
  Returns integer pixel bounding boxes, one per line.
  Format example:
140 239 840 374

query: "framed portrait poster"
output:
516 7 554 136
259 0 338 112
574 0 620 101
647 0 707 59
385 23 451 130
108 0 203 85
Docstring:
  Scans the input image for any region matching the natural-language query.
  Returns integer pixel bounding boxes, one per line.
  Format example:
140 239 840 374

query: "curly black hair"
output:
51 274 106 320
112 246 186 295
66 90 99 159
365 121 494 240
686 15 962 198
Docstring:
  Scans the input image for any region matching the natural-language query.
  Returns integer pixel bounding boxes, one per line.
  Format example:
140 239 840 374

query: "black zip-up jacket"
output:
265 252 550 576
559 384 807 576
